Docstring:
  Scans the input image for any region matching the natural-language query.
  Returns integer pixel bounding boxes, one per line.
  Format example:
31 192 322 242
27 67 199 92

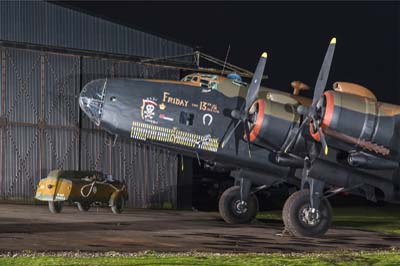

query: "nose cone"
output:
79 79 107 126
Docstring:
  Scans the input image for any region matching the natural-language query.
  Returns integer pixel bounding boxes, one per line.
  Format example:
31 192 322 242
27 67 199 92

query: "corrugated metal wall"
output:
0 0 190 208
0 46 179 208
0 1 192 58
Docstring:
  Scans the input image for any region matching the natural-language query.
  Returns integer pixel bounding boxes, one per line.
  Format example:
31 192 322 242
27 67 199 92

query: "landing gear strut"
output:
218 178 259 224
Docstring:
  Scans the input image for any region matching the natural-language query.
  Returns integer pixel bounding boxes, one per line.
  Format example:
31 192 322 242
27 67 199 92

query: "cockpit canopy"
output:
181 73 219 90
181 72 247 91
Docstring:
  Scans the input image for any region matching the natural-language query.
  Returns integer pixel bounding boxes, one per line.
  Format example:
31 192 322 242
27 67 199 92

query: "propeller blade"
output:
312 37 336 107
221 120 242 149
245 52 268 112
281 38 336 158
283 116 310 153
243 121 252 158
316 125 329 155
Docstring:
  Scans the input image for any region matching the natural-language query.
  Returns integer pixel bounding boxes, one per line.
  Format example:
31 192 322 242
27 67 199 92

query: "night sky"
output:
64 1 399 104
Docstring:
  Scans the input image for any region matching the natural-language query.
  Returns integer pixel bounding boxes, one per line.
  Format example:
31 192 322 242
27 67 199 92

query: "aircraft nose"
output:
79 79 107 126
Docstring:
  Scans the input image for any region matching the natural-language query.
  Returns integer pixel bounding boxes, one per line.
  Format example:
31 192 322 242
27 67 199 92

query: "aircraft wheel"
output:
282 189 332 238
111 193 125 214
77 202 91 212
218 186 259 224
48 201 63 214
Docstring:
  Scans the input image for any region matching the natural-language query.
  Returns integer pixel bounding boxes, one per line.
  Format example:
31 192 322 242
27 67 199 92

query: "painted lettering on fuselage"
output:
163 92 189 107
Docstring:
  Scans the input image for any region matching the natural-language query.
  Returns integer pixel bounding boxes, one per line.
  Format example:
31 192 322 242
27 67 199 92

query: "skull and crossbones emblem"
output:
141 99 158 121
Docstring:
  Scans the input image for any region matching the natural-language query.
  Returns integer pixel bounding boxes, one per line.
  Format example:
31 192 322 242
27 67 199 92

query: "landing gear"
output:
218 185 259 224
282 189 332 237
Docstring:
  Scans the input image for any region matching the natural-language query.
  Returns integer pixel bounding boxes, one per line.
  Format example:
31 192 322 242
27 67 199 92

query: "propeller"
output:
283 37 336 156
220 52 268 157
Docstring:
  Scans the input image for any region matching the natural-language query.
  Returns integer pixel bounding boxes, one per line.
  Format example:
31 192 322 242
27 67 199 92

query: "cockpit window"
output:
232 79 248 87
200 79 209 88
181 73 219 91
182 75 192 82
209 81 217 90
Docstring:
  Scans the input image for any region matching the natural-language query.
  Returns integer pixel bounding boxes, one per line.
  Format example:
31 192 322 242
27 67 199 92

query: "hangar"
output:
0 1 195 208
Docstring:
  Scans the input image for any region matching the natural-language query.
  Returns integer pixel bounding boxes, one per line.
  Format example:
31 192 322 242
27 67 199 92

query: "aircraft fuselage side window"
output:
179 111 194 126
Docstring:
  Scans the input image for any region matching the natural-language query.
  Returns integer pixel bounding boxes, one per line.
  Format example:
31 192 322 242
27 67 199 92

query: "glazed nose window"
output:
79 79 107 126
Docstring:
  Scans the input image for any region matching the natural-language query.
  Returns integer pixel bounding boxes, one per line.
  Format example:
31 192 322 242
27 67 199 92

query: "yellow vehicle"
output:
35 170 128 214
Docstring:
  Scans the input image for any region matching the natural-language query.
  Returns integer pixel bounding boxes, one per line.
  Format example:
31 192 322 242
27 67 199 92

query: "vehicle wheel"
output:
282 189 332 238
77 202 91 212
111 193 125 214
48 201 63 214
218 186 259 224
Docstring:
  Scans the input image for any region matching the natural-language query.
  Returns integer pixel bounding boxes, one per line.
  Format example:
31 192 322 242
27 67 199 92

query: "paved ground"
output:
0 204 399 253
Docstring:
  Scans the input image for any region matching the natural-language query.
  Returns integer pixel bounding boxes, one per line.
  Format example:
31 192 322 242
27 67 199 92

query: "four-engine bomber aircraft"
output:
79 38 400 237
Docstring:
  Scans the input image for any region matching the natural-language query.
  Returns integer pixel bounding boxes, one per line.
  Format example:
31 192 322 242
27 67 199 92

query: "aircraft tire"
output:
283 189 332 237
219 186 258 224
77 202 91 212
48 201 63 214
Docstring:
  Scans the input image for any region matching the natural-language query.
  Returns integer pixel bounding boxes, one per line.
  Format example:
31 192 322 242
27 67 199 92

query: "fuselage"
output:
79 75 306 183
79 74 400 203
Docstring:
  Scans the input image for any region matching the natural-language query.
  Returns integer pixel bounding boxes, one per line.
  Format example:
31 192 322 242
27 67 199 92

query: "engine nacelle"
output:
248 99 300 150
314 90 398 150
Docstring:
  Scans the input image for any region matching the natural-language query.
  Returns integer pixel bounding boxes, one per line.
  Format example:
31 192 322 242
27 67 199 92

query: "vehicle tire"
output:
218 186 259 224
77 202 91 212
111 193 125 214
282 189 332 238
48 201 63 214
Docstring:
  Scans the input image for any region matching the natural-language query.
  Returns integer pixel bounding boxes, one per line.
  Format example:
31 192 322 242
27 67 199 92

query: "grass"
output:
0 252 399 266
257 205 400 235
